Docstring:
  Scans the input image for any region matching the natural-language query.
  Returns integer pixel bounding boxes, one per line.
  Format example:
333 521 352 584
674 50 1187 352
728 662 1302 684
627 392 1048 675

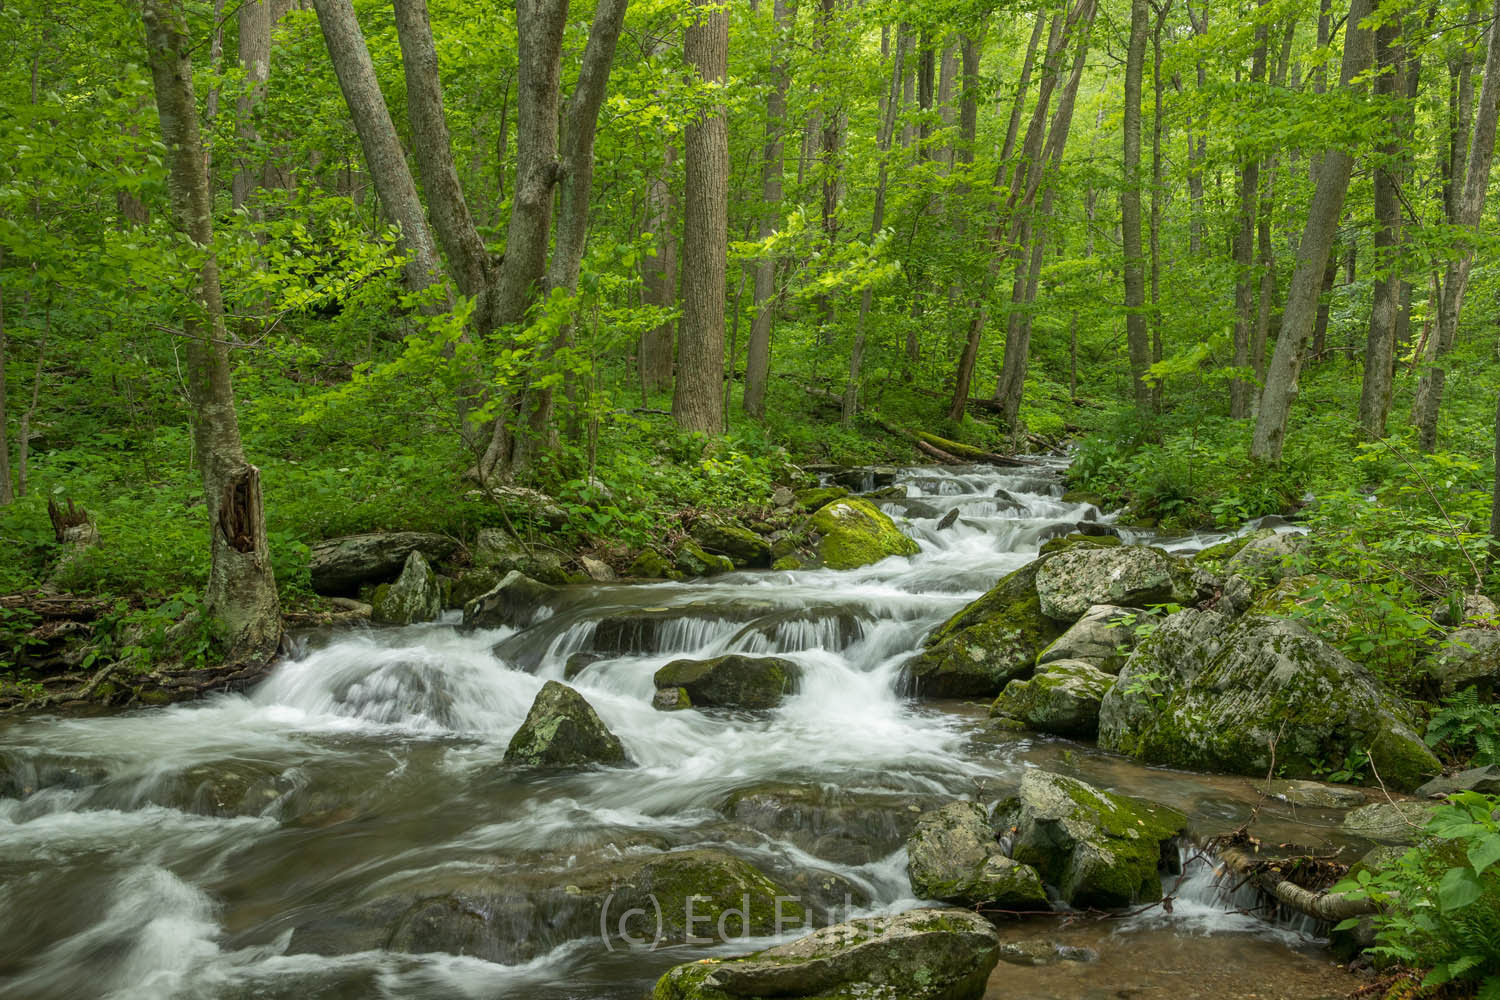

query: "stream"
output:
0 460 1364 999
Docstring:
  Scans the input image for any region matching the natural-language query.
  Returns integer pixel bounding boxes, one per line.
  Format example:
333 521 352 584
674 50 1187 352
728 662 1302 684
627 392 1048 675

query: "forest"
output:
3 0 1500 997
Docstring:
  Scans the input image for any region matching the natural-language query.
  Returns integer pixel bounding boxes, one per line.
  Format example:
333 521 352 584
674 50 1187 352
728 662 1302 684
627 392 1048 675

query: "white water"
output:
0 459 1332 999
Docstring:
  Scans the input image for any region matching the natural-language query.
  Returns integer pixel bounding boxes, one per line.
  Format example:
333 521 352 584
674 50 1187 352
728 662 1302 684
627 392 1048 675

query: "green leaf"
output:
1437 866 1483 912
1468 833 1500 875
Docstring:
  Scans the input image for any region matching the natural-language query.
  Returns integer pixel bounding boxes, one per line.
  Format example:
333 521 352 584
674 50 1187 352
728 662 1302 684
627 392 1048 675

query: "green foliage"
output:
1427 688 1500 768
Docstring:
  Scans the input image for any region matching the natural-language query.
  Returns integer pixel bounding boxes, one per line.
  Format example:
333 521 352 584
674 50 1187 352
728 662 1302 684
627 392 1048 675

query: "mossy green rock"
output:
370 550 442 625
1033 545 1184 623
651 907 1000 1000
772 556 803 571
503 681 628 769
447 567 502 610
990 660 1115 739
692 518 772 568
628 547 678 579
1097 611 1440 791
794 486 850 513
806 498 920 571
1190 530 1271 568
906 559 1063 698
996 771 1187 909
907 801 1048 909
653 654 801 710
676 540 735 578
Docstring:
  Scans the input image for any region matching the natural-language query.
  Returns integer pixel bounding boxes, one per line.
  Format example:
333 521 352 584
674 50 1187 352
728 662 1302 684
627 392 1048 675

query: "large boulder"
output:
1341 801 1435 844
1423 628 1500 698
996 771 1187 909
905 559 1063 698
907 801 1048 909
989 660 1115 739
654 654 802 710
1224 531 1307 584
309 531 458 595
461 571 558 629
370 551 442 625
1033 545 1188 623
651 907 1000 1000
722 782 946 866
692 518 773 568
1415 764 1500 798
806 498 920 570
1098 612 1440 790
675 539 736 577
503 681 628 769
1038 604 1135 673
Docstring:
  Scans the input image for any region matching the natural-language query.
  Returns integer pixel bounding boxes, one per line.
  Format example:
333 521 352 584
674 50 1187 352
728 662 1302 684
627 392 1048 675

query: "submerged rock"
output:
990 660 1115 739
310 531 457 595
996 770 1187 909
653 654 802 710
651 907 1000 1000
370 551 443 625
461 570 558 629
691 518 772 568
1033 545 1186 623
1253 778 1365 809
806 498 920 570
1038 604 1135 673
906 559 1063 698
906 801 1048 909
503 681 627 769
722 782 944 866
1098 612 1440 790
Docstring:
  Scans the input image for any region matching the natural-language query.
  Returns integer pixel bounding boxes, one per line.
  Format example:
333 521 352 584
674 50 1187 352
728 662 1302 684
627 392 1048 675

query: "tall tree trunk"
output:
141 0 280 659
642 141 678 396
1185 4 1208 255
936 34 958 170
0 274 10 506
673 0 729 434
744 0 791 420
1251 0 1374 462
16 310 46 499
1491 391 1500 556
1122 0 1151 413
1414 0 1500 452
1231 10 1268 418
1148 0 1170 412
1311 248 1337 360
1361 17 1403 438
231 0 273 211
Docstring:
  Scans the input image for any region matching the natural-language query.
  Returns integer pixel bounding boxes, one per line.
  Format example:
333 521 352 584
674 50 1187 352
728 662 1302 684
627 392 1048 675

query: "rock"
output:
691 518 772 568
726 605 868 652
675 539 735 577
771 485 795 508
936 509 960 531
627 548 676 579
1191 532 1267 566
1415 764 1500 798
370 551 442 625
907 801 1048 909
1033 545 1186 623
881 497 944 519
484 485 569 529
806 498 920 570
562 652 604 681
1253 779 1366 809
1039 532 1122 555
583 602 778 658
473 529 568 584
653 655 801 710
578 555 616 582
309 531 458 595
1423 628 1500 697
1433 593 1499 627
462 571 558 629
906 559 1063 698
1098 612 1441 791
446 567 501 610
1224 531 1306 584
722 782 946 866
996 771 1187 909
990 660 1116 739
1038 604 1136 673
653 687 691 711
651 907 999 1000
1341 801 1434 844
996 939 1098 966
503 681 628 769
772 556 802 571
793 486 850 513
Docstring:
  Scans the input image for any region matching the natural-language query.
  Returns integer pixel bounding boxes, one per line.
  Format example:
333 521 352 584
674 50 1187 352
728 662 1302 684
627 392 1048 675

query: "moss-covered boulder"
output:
1098 611 1440 791
692 518 773 568
503 681 628 769
1033 545 1187 623
1037 604 1135 673
676 539 735 577
905 559 1063 698
653 655 801 710
996 771 1187 909
990 660 1115 739
473 528 569 584
461 570 558 629
1225 531 1307 584
804 498 920 570
446 567 502 610
907 801 1048 909
793 486 850 513
1423 627 1500 698
627 547 678 579
370 551 443 625
651 907 1000 1000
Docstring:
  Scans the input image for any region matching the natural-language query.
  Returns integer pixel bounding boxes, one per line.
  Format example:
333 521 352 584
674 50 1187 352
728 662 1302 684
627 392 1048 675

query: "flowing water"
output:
0 461 1363 999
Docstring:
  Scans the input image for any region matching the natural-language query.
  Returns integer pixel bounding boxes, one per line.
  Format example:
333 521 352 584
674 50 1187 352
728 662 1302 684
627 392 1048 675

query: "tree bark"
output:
1123 0 1151 413
744 1 791 420
231 0 270 212
0 273 10 506
141 0 281 660
673 0 729 434
1231 11 1268 418
642 139 678 396
1492 391 1500 556
1250 0 1374 462
16 310 47 500
1185 4 1208 255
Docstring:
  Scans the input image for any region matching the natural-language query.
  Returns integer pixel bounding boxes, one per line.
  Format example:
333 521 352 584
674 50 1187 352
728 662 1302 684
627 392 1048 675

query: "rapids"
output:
0 460 1357 999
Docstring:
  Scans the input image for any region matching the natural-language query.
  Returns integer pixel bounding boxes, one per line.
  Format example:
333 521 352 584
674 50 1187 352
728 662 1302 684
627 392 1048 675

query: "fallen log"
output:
915 431 1028 467
1216 845 1377 922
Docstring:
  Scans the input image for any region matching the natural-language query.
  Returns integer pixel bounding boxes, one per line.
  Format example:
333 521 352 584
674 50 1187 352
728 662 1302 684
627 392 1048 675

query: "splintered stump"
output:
47 497 98 547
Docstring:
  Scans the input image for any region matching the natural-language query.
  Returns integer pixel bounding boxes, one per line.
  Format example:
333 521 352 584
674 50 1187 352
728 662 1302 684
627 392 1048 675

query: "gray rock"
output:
936 509 960 531
1415 764 1500 798
1341 801 1435 844
1424 628 1500 697
503 681 628 769
473 529 569 584
1098 612 1440 791
461 571 558 629
722 782 946 866
1432 593 1499 627
653 655 801 710
990 660 1116 739
309 531 457 594
996 770 1187 909
370 551 442 625
996 939 1098 966
1033 545 1185 622
578 556 615 582
652 907 1000 1000
484 485 569 529
907 801 1048 909
1253 778 1366 809
1225 531 1307 584
1038 604 1135 673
